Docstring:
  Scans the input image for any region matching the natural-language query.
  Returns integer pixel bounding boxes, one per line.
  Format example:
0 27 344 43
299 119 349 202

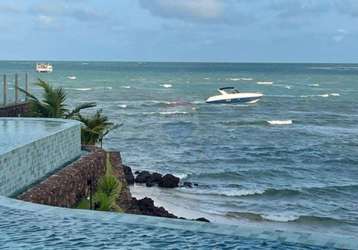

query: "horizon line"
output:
0 59 357 64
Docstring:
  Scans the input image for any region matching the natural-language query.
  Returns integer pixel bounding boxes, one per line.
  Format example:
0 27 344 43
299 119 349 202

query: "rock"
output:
129 197 177 219
196 217 210 223
158 174 180 188
134 170 140 175
194 183 199 187
135 171 151 183
123 165 134 185
146 182 154 187
182 182 193 188
148 172 163 184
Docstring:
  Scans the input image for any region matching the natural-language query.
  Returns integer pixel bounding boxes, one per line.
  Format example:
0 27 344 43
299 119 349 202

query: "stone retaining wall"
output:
18 147 132 210
0 102 30 117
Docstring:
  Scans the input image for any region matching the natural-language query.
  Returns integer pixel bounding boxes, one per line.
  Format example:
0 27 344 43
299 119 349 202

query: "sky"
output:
1 0 358 62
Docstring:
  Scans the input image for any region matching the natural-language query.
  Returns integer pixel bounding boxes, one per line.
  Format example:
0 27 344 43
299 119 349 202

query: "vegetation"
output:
76 153 123 212
19 79 96 118
78 110 120 146
19 79 118 145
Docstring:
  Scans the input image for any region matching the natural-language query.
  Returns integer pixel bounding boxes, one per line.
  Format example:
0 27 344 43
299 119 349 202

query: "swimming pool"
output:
0 118 81 196
0 196 356 249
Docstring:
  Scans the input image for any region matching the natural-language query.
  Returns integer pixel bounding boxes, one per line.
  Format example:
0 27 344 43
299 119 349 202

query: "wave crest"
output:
226 211 346 225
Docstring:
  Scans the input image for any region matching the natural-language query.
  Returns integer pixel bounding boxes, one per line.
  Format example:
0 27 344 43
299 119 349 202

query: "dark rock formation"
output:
158 174 180 188
147 172 162 184
196 217 210 223
135 171 151 183
123 165 134 185
129 197 177 219
182 182 193 188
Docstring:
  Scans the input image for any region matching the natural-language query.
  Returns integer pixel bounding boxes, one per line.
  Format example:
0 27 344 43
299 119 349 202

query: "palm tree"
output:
78 110 120 146
18 79 96 118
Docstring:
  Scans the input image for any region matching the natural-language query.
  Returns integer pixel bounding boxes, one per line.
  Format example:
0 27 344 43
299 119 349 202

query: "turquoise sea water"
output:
1 61 358 236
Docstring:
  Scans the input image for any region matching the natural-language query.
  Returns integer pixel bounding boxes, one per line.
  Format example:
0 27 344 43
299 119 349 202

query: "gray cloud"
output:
139 0 224 22
29 2 109 24
0 3 23 14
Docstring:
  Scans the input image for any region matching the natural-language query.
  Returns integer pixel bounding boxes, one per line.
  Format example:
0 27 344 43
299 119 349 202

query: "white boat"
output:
36 63 53 73
206 87 263 104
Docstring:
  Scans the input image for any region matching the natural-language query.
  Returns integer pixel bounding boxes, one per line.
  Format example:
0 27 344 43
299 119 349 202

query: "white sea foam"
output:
122 86 131 89
75 88 92 91
241 77 253 81
180 188 265 197
309 83 320 87
175 173 188 179
106 86 113 90
267 120 293 125
192 100 205 104
67 76 77 80
118 104 127 108
300 93 336 98
257 81 273 85
159 111 188 115
144 111 189 116
229 78 241 81
261 214 299 222
204 77 210 80
161 84 172 88
285 85 292 89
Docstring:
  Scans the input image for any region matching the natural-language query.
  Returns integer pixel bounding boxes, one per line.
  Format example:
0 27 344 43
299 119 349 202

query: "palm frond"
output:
66 102 96 119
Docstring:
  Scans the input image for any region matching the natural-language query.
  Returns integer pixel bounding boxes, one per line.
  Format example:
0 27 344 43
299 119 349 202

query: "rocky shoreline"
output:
17 147 209 223
123 165 209 222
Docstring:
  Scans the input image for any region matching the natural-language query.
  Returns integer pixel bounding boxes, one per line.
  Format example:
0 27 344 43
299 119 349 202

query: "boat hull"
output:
206 96 262 104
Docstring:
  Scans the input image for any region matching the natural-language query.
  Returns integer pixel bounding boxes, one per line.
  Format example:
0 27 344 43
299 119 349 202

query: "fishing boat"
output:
206 87 263 104
36 63 53 73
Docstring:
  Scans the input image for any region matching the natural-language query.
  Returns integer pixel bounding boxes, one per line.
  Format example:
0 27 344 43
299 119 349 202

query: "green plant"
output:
97 175 121 198
78 110 120 145
18 79 96 118
94 191 115 211
93 153 122 211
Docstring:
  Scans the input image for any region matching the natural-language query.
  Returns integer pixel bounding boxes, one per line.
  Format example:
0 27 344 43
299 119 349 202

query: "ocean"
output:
1 61 358 235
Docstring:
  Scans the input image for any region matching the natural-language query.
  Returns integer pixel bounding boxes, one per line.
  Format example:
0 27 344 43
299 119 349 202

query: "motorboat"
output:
36 63 53 73
206 87 263 104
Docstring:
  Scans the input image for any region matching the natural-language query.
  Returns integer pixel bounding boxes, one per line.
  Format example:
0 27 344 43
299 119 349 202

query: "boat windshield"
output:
218 87 240 94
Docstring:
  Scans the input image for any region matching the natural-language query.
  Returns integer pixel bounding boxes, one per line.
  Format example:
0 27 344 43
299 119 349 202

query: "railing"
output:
1 73 30 107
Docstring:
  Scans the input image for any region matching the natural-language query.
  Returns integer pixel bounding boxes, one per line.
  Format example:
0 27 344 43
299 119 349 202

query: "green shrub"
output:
97 175 120 198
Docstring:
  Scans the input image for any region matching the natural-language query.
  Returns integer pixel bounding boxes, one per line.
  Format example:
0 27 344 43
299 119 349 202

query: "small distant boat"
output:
67 76 77 80
206 87 263 104
36 63 53 73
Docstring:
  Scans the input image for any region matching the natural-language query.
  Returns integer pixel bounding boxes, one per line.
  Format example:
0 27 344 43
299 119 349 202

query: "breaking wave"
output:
300 93 340 98
267 120 293 125
257 81 273 85
225 212 350 225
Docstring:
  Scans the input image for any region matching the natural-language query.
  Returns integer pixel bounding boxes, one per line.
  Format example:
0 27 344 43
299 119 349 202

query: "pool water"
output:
0 196 351 249
0 118 69 155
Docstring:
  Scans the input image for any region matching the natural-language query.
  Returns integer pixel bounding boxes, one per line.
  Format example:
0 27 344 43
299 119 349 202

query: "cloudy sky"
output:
1 0 358 62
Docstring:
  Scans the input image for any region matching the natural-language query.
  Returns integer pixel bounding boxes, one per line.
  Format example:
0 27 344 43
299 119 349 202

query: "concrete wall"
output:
0 119 81 196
